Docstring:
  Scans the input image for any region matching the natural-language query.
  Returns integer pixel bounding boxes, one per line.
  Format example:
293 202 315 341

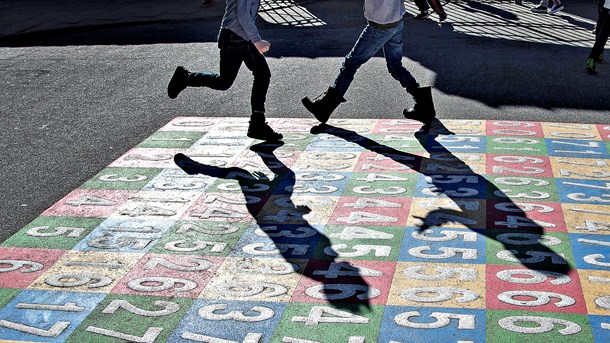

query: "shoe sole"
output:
168 67 186 99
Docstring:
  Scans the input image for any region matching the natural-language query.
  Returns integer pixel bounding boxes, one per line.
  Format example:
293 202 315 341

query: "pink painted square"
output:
486 264 587 314
487 121 544 138
0 247 67 288
42 189 137 218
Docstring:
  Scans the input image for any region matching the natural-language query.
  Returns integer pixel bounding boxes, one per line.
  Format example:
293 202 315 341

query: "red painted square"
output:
486 200 567 232
597 124 610 141
486 121 544 138
112 253 224 298
42 189 136 218
486 154 554 178
328 196 411 226
291 259 396 305
486 264 587 314
354 152 420 173
0 248 66 288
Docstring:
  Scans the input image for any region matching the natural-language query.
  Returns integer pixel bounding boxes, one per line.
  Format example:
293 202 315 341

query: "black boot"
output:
403 86 436 125
247 119 283 142
168 66 189 99
301 87 346 124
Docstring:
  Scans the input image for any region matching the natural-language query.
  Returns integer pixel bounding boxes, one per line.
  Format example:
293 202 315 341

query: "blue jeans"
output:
333 21 419 96
187 29 271 113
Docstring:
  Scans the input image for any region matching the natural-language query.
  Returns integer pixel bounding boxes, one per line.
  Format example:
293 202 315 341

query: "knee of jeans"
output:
254 69 271 82
217 79 235 91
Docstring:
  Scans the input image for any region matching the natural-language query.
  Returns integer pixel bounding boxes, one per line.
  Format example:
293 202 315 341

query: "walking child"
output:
301 0 436 126
167 0 283 141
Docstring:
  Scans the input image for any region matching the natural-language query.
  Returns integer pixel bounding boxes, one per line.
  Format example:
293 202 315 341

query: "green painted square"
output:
270 302 383 342
343 172 417 197
486 230 575 269
251 133 315 150
137 131 205 148
0 288 21 309
312 225 405 261
150 221 250 256
81 167 161 190
487 136 548 155
0 216 102 249
486 310 593 342
368 134 426 153
66 294 194 343
487 176 559 202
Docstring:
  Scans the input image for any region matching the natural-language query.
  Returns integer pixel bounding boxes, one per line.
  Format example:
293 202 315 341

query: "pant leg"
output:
428 0 446 15
333 25 392 96
186 30 244 90
241 42 272 114
415 0 431 12
590 8 610 59
382 22 419 93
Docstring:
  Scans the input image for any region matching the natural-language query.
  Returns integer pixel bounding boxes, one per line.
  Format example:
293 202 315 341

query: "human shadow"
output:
310 120 572 275
174 141 373 313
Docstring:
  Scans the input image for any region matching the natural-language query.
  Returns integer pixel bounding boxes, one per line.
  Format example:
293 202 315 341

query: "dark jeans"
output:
186 29 271 113
333 21 419 96
590 4 609 59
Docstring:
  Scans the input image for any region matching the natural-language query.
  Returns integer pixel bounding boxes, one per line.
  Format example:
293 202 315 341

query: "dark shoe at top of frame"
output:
414 10 431 20
247 121 284 141
168 66 188 99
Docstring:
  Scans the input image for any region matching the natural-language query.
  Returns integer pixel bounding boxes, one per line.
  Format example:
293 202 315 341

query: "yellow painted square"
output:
542 122 602 140
199 257 306 302
387 262 486 309
111 190 199 220
562 204 610 234
292 152 361 172
28 251 142 293
407 198 486 229
577 269 610 315
440 119 487 136
550 157 610 179
257 195 339 225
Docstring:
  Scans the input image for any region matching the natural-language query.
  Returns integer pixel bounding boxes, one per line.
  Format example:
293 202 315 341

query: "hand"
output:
254 40 270 54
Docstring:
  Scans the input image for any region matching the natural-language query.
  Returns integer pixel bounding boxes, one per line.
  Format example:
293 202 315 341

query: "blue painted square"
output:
556 178 610 205
398 227 487 264
589 315 610 343
285 172 351 197
413 173 487 199
569 233 610 270
230 223 323 259
546 139 609 158
425 135 487 154
167 299 286 343
73 218 174 253
142 168 216 192
378 305 486 343
0 290 106 342
306 135 365 152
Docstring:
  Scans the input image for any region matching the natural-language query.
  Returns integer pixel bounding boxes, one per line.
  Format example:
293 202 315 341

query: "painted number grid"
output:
1 117 609 342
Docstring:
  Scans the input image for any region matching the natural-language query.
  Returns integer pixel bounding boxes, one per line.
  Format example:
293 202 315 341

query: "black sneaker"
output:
247 121 283 141
414 11 431 20
168 66 188 99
